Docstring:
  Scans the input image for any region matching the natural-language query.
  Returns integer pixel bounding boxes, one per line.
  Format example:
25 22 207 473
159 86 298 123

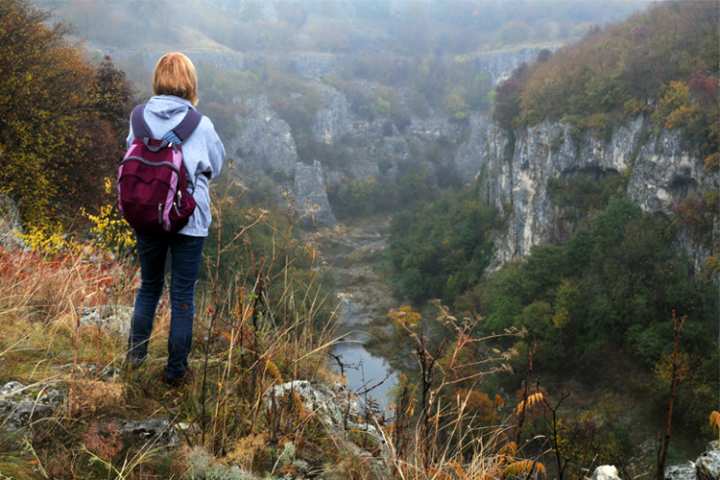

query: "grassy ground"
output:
0 244 348 479
0 232 530 480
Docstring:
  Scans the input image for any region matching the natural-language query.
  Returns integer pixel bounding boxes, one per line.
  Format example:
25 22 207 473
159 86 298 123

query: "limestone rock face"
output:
0 381 64 430
454 114 497 181
0 194 25 250
232 96 299 180
313 85 353 145
696 441 720 480
455 115 720 268
79 305 134 336
263 380 381 441
294 161 337 227
591 465 622 480
215 47 547 230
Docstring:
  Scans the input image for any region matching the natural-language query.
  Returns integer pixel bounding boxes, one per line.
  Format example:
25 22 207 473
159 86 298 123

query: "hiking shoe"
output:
162 368 193 388
125 354 146 370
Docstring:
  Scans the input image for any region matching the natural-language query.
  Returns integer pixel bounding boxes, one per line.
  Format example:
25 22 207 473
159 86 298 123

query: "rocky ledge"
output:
590 441 720 480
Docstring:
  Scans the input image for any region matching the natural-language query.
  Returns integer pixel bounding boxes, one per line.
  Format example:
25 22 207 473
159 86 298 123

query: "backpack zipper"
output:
158 203 163 225
122 156 181 173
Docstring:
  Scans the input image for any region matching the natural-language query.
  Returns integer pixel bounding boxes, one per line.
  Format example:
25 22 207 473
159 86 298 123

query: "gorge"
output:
1 0 717 478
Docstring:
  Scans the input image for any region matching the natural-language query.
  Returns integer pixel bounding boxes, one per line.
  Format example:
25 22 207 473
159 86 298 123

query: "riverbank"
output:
302 218 400 412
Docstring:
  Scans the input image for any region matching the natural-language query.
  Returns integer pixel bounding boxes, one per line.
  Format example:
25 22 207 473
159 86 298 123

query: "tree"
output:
0 1 132 230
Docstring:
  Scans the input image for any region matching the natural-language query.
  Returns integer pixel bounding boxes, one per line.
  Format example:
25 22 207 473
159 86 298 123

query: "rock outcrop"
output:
591 465 622 480
294 161 337 227
264 380 382 442
79 305 134 336
232 96 299 180
264 380 387 477
1 380 181 450
0 381 64 430
455 115 719 268
587 441 720 480
313 85 353 145
0 194 25 250
665 441 720 480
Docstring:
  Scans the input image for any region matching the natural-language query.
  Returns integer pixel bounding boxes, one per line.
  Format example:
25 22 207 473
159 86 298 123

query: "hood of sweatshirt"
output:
144 95 193 120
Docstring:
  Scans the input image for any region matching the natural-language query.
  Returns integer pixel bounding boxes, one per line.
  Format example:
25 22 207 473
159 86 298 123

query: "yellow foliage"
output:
0 1 130 230
515 392 545 415
82 178 135 254
227 433 269 469
19 223 74 255
653 81 700 130
503 459 546 477
85 202 136 255
388 305 422 329
665 104 700 130
710 411 720 438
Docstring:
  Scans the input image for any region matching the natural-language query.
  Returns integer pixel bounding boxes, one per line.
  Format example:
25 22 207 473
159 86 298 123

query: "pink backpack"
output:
118 104 201 234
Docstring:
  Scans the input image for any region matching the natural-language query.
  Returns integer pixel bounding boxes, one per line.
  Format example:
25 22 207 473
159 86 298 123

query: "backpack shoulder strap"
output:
130 104 152 140
171 108 202 143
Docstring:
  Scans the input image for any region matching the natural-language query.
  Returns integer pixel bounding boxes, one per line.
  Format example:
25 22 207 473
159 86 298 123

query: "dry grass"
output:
0 226 353 479
0 211 525 479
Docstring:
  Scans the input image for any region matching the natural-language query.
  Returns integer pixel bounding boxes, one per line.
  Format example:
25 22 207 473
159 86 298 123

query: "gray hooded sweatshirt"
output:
126 95 225 237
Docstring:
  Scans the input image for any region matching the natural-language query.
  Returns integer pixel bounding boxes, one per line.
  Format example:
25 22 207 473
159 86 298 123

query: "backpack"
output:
118 104 201 235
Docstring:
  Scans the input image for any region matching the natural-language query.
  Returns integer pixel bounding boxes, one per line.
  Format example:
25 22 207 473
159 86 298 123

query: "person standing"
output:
123 52 224 386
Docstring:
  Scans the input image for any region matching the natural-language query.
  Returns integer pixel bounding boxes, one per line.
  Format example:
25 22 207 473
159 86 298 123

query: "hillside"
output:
1 0 719 479
386 0 719 475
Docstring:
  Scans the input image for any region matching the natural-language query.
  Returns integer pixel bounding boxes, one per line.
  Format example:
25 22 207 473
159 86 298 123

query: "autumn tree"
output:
0 0 132 230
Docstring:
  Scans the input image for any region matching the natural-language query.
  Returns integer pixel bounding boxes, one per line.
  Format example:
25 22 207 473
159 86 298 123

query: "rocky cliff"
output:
232 79 718 272
221 47 542 225
456 115 719 270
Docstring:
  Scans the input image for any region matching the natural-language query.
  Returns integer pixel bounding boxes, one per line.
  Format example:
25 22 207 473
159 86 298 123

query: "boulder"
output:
0 381 64 430
696 440 720 480
591 465 622 480
119 417 179 449
0 194 25 251
79 305 133 336
263 380 379 440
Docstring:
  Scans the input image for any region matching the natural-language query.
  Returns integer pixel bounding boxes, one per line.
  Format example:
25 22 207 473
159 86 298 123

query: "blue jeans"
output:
128 233 205 380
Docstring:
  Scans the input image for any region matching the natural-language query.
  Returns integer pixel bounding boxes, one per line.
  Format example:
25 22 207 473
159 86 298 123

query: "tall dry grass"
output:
0 206 343 478
0 199 532 479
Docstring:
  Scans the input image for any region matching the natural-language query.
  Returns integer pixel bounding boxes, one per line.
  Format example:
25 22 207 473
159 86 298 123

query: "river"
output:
301 219 705 467
303 218 399 413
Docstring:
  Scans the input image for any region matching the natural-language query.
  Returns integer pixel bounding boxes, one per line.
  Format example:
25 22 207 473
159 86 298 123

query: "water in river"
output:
304 220 399 412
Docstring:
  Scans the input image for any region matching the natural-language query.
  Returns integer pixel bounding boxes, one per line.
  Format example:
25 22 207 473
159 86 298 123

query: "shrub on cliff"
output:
497 0 719 158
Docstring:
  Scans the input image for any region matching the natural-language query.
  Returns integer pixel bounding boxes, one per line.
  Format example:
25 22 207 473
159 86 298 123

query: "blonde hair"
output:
152 52 199 105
